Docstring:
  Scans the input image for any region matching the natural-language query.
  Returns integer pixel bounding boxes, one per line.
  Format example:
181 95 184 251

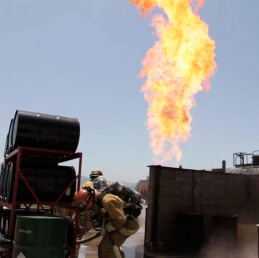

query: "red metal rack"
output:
0 146 82 257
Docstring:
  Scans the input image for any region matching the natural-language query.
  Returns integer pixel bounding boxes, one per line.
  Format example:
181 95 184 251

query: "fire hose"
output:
75 231 122 258
76 231 101 244
75 218 122 258
108 232 122 258
74 212 102 244
74 212 122 257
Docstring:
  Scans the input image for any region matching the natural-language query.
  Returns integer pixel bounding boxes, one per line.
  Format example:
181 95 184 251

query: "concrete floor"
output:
78 208 146 258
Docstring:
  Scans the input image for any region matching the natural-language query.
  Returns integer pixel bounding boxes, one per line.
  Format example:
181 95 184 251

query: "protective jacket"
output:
98 193 140 258
80 180 110 190
80 180 94 189
102 193 126 232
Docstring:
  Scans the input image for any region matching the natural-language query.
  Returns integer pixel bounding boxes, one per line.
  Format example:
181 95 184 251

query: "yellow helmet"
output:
89 169 103 179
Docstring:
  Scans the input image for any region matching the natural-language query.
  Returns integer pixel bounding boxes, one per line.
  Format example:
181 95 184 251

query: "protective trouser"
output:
98 218 140 258
74 207 104 258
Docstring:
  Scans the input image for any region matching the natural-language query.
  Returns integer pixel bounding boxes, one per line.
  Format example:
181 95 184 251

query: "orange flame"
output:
127 0 216 163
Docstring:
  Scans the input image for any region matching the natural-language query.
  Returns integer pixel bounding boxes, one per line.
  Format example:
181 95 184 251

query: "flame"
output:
127 0 216 163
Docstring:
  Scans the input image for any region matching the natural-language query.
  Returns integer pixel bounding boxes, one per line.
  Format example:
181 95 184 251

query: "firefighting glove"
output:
123 203 142 219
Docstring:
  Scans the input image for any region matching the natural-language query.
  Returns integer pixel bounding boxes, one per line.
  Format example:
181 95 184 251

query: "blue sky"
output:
1 0 259 183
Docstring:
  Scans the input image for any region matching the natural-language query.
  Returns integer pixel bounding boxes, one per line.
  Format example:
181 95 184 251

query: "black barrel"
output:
6 161 15 203
11 110 80 152
2 163 10 203
7 119 14 154
0 162 5 201
6 165 76 203
3 119 14 158
3 133 8 158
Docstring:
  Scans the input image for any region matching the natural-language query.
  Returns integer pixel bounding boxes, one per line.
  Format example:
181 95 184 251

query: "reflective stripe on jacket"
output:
118 217 140 236
101 193 126 232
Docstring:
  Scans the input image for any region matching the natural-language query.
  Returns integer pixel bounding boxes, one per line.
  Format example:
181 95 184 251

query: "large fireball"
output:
127 0 216 163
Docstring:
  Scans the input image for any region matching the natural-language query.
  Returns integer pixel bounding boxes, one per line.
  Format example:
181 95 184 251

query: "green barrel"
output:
12 216 67 258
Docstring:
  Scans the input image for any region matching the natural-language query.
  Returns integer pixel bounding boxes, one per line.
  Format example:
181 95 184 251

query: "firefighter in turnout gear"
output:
74 169 104 257
77 169 108 237
63 169 104 218
75 177 141 258
80 168 103 189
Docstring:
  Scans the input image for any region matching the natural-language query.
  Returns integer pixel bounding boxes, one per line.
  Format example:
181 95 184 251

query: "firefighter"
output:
73 169 104 257
75 177 140 258
77 169 106 236
60 169 104 218
80 168 103 189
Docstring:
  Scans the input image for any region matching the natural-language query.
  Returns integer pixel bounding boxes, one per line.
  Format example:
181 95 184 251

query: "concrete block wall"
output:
139 179 149 200
145 165 259 252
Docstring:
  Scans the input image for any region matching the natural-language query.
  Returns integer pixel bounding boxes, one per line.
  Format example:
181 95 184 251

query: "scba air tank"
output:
109 181 143 204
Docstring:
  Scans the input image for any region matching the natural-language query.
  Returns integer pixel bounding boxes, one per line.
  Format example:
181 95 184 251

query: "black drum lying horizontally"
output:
3 119 13 158
3 164 76 203
8 110 80 153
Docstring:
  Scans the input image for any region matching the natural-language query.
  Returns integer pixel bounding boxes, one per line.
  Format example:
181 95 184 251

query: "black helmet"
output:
89 169 103 180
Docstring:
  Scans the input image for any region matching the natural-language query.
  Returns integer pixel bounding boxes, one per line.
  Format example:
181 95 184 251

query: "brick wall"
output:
145 165 259 252
139 178 149 200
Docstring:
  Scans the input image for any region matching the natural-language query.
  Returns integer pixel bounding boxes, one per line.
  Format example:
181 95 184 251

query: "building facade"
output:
138 177 149 201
